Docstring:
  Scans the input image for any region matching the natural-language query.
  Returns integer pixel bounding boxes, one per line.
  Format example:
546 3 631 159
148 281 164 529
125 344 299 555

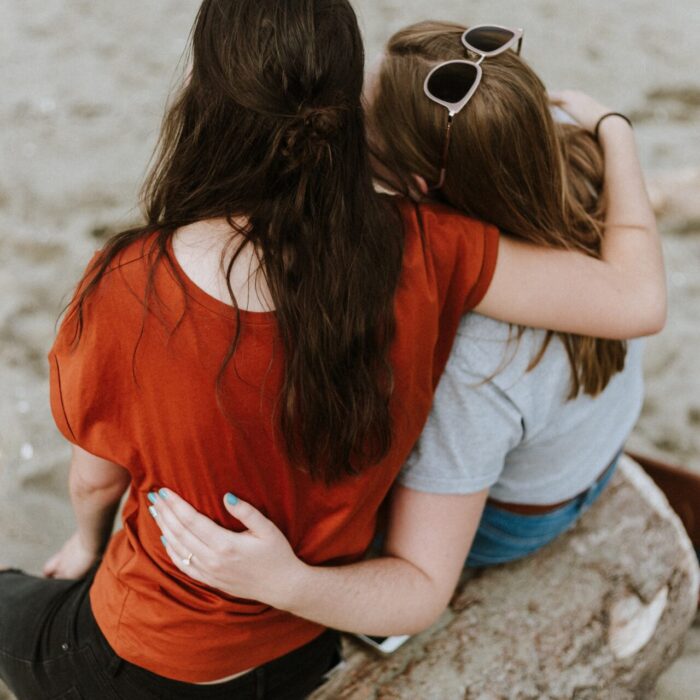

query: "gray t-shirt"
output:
399 314 644 504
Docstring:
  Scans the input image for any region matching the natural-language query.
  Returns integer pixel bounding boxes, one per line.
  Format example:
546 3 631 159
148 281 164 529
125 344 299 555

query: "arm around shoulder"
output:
69 446 130 555
475 93 666 340
476 226 666 340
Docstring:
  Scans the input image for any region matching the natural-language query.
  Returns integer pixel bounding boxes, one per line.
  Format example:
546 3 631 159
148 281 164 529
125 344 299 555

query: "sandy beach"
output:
0 1 698 697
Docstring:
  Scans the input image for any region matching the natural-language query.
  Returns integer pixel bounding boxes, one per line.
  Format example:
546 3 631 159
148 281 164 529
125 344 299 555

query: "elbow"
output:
390 572 457 636
615 277 667 339
638 226 667 336
608 222 667 338
647 299 667 336
69 469 129 503
402 610 444 636
373 613 440 638
637 288 667 337
380 596 449 637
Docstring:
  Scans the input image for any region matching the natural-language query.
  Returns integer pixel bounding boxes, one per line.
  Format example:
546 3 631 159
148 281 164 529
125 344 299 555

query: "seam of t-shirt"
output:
114 586 131 649
92 245 151 280
50 353 78 443
397 471 499 494
464 222 499 311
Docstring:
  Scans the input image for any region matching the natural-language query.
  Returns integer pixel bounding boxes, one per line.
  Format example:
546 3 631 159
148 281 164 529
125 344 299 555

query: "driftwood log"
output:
0 457 697 700
311 456 699 699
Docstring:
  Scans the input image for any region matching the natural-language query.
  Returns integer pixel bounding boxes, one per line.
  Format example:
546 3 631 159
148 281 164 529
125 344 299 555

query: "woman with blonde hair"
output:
148 21 668 638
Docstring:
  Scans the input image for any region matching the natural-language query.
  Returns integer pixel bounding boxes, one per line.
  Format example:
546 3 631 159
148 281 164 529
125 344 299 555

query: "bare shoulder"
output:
172 218 274 311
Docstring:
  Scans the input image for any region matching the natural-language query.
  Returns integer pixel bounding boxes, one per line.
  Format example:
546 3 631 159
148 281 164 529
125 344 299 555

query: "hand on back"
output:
147 489 305 608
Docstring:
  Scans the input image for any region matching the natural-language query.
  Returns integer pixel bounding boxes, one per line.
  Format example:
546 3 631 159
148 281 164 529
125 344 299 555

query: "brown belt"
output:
487 494 577 515
487 455 618 515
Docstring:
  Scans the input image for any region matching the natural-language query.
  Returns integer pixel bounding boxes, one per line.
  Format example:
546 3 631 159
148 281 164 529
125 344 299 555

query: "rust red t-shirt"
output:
48 199 498 682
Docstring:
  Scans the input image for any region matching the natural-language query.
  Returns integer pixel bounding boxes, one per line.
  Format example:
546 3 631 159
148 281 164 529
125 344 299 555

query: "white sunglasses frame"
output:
423 25 524 189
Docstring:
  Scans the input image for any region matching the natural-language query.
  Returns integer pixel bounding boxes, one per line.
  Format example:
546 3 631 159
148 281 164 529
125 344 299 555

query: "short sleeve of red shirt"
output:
48 250 140 467
415 200 499 314
391 198 500 396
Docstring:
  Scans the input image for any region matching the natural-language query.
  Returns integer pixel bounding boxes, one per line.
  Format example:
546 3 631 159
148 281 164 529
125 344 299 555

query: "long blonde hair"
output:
370 21 626 398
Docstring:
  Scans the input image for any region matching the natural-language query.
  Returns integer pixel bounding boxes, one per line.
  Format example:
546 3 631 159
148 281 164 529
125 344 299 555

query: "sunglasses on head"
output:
423 25 524 190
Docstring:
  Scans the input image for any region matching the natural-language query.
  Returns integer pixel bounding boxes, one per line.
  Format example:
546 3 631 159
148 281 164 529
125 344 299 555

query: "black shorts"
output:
0 566 340 700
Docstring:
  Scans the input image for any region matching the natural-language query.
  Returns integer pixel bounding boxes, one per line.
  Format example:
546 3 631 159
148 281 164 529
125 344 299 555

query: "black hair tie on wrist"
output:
594 112 633 141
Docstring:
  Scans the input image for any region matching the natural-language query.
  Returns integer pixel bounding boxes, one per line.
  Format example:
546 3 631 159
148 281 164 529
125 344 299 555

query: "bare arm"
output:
69 445 131 553
475 91 665 339
280 486 487 634
151 485 487 636
44 446 130 578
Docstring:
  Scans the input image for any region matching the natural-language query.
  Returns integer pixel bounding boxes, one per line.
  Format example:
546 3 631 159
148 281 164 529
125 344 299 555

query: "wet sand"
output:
1 1 698 698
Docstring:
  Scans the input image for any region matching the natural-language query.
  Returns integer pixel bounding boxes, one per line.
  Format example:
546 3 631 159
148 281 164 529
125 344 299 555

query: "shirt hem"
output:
397 474 498 494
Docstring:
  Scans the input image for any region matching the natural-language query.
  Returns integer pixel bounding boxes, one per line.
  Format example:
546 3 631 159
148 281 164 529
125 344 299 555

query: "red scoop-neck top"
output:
48 199 498 682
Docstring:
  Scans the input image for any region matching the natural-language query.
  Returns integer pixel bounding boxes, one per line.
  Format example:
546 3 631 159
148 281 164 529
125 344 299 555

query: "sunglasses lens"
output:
464 26 515 53
426 63 479 105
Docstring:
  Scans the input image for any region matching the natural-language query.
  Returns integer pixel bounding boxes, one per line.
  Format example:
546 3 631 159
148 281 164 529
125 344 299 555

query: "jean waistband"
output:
487 449 622 515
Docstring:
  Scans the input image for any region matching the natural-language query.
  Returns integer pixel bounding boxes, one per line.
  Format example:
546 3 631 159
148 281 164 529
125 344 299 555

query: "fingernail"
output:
225 493 238 506
159 488 169 499
147 493 157 505
148 506 158 519
160 536 167 547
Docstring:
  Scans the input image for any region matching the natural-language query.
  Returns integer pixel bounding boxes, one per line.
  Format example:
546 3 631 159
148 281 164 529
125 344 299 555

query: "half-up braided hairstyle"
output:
281 106 342 170
69 0 404 483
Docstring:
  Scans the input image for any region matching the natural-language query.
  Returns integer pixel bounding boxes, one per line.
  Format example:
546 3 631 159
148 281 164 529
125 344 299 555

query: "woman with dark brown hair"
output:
146 21 670 639
0 9 665 699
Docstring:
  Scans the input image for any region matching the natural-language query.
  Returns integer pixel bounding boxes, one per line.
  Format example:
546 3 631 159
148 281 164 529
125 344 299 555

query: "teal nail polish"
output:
159 488 169 499
147 493 157 505
160 536 168 547
225 492 238 506
148 506 158 519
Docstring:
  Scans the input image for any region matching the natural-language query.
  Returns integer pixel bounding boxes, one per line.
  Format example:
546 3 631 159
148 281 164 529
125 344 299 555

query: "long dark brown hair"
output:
370 21 625 398
69 0 404 483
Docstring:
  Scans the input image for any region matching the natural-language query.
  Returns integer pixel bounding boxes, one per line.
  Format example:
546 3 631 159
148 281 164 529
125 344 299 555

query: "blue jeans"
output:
466 455 620 567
